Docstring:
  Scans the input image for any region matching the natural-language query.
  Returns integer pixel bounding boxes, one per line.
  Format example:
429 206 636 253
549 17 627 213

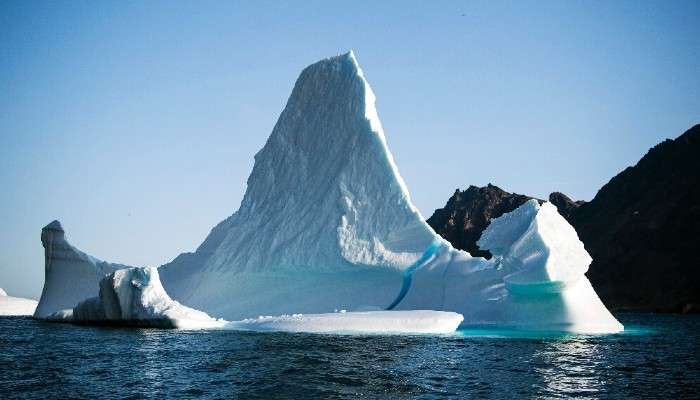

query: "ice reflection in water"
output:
138 329 166 390
533 337 604 398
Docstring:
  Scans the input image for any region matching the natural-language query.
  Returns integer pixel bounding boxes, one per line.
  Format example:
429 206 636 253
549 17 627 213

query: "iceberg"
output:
34 51 623 334
48 267 226 329
0 288 38 316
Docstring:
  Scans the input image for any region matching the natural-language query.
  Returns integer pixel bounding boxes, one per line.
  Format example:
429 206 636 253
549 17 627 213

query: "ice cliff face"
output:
35 51 623 333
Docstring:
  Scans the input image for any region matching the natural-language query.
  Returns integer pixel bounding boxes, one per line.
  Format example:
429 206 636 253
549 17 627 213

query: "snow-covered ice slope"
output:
0 288 37 316
226 311 464 334
33 221 135 318
49 267 225 329
35 51 622 333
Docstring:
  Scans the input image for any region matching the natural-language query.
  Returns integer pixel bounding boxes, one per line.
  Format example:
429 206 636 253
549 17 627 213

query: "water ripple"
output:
0 314 698 399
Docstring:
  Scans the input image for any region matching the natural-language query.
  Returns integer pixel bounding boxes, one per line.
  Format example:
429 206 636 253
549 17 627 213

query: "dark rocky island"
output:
427 125 699 313
426 184 537 259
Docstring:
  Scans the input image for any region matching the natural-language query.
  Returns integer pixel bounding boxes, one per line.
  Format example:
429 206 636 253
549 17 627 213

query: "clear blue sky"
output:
1 1 698 298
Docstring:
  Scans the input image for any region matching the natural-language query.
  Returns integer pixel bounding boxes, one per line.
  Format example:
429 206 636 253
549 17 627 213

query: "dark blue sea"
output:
1 314 698 399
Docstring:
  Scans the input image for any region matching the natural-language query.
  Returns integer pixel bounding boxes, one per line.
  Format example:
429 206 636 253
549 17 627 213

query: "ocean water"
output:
1 314 698 399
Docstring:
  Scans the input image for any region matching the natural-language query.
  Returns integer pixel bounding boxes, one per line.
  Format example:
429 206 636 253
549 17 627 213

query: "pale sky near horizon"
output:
1 1 698 298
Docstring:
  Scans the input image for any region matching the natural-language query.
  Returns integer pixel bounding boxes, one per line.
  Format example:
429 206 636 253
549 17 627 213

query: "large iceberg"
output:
33 51 623 334
0 288 38 316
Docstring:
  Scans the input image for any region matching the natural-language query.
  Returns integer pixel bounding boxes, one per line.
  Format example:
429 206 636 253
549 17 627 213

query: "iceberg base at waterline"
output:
44 266 465 334
36 200 622 334
0 288 38 316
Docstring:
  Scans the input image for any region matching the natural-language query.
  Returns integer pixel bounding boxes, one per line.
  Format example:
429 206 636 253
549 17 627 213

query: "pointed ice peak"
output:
41 220 66 248
286 50 412 208
0 288 7 297
342 50 360 68
190 50 435 282
43 220 64 232
249 50 421 221
312 50 357 69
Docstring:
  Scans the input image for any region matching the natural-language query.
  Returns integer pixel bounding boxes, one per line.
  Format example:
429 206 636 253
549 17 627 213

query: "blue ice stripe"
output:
386 239 443 310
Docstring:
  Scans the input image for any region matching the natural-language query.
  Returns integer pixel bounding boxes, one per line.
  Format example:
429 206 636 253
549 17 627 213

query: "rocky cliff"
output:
426 184 538 258
572 125 699 313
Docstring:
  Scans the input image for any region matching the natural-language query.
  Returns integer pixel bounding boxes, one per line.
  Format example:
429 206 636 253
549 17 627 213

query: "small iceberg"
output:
47 267 226 329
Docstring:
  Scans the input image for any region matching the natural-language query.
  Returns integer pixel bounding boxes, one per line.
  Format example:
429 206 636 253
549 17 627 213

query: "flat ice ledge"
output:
0 289 38 316
225 310 464 334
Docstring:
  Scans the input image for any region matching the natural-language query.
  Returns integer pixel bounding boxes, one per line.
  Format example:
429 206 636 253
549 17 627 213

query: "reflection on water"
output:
138 329 166 392
0 314 698 399
534 338 604 398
